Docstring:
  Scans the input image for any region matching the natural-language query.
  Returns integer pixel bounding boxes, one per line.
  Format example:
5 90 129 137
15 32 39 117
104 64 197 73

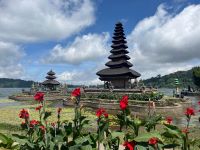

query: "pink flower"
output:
34 92 44 102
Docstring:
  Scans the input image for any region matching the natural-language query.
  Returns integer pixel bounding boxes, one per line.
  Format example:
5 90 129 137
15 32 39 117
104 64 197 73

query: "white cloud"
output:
57 70 102 85
45 33 110 64
0 0 95 42
0 41 25 78
127 4 200 79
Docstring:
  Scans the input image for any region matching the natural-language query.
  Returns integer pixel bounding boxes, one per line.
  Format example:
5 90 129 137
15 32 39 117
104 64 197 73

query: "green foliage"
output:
192 66 200 88
143 68 196 88
0 78 34 88
94 92 164 101
0 133 19 149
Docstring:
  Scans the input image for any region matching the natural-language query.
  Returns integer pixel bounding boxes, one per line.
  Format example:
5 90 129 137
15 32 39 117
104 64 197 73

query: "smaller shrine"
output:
42 70 60 91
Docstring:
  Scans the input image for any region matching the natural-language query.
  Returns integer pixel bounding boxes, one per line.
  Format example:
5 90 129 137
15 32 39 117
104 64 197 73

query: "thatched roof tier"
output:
47 70 55 76
42 80 60 85
97 67 140 79
45 75 56 80
110 49 128 54
108 54 130 60
105 60 133 67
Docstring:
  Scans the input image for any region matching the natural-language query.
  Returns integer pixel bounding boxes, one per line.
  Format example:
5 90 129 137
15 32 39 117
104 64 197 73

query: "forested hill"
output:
143 68 196 88
0 78 34 88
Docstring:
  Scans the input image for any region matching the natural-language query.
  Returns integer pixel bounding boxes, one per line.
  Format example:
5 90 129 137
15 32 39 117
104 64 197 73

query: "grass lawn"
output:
0 99 98 135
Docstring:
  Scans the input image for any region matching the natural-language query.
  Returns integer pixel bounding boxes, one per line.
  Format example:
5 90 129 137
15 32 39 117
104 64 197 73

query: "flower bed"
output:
1 88 199 150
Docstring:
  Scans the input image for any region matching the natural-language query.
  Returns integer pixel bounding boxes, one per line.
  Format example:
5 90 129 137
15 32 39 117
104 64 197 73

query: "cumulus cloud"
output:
0 0 95 42
45 33 110 64
0 41 25 78
57 69 102 85
128 4 200 79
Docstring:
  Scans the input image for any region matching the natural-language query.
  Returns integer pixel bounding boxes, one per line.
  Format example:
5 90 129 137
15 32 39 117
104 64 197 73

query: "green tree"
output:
192 67 200 88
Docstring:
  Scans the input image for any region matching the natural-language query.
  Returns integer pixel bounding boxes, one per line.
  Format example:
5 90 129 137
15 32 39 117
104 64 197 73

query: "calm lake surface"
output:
0 88 199 126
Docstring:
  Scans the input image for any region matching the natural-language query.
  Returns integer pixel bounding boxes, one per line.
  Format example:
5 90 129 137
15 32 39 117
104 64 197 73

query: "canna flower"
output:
120 95 128 110
148 137 158 145
96 108 106 118
123 141 135 150
185 107 195 116
51 122 56 128
39 126 46 133
71 88 81 97
57 107 62 114
166 116 173 124
19 109 29 119
35 105 43 111
104 112 108 118
30 120 39 127
34 92 44 102
182 128 189 134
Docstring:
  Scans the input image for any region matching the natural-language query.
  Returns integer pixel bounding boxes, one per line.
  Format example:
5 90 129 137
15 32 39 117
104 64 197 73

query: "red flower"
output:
71 88 81 97
148 137 158 145
185 107 195 116
51 122 56 127
35 105 43 111
57 107 62 114
104 113 108 118
123 141 135 150
182 128 189 134
166 116 173 124
96 108 105 118
39 126 46 133
19 109 29 119
21 121 26 125
198 101 200 105
120 95 128 110
30 120 39 127
34 92 44 102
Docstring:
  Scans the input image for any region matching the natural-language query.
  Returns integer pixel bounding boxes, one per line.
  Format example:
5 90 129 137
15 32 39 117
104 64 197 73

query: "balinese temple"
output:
96 22 141 89
42 70 60 91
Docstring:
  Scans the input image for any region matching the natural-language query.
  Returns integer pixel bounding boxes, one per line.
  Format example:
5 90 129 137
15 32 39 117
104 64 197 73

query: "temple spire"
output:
96 22 141 89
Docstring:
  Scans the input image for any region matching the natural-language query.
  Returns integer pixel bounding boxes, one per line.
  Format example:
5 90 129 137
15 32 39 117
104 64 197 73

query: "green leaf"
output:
81 145 93 150
43 111 52 120
134 131 163 143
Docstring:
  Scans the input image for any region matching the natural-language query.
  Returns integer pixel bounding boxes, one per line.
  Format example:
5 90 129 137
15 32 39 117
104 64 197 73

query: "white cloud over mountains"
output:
128 4 200 79
45 33 110 64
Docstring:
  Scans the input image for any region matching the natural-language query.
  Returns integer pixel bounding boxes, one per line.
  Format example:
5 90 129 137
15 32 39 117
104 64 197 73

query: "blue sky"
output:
0 0 200 85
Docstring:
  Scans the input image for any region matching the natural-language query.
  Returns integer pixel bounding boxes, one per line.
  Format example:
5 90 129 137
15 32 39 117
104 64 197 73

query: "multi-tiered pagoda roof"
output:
42 70 60 87
96 22 140 88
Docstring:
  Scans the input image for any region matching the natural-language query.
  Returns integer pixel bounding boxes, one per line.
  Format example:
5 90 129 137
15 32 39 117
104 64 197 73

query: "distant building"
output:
96 22 141 89
42 70 60 91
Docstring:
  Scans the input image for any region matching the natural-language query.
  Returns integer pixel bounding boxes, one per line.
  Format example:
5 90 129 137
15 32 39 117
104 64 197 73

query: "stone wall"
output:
63 98 191 117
